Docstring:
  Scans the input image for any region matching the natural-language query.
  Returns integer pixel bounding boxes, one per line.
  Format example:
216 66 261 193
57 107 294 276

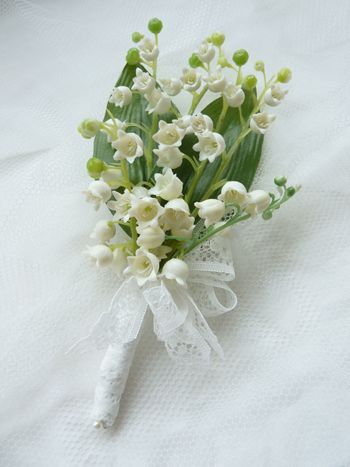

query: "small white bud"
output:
85 245 113 267
194 199 225 227
84 180 111 210
162 258 189 286
109 86 132 108
90 220 116 242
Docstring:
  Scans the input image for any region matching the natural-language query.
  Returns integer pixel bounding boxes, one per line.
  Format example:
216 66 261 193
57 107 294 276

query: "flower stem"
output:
215 97 228 132
185 160 208 204
188 85 208 115
182 154 199 171
146 113 158 178
129 218 138 253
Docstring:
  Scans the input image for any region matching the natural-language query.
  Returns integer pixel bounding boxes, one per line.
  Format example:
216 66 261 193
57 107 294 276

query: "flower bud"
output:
194 199 225 227
101 168 124 188
245 190 270 216
286 186 296 197
242 74 257 91
211 32 225 47
86 245 113 267
188 53 203 68
136 225 165 249
86 157 106 179
233 49 249 66
274 176 287 187
78 119 101 139
277 67 292 83
162 258 189 286
262 210 273 220
126 47 140 65
131 32 144 43
254 60 265 72
217 56 230 68
90 220 116 242
148 17 163 34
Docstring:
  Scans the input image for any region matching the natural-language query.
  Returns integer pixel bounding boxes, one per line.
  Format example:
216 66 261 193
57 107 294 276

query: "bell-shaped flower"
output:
181 68 202 92
153 121 185 147
160 78 183 96
204 67 227 92
218 181 248 206
101 118 126 142
112 248 128 277
162 258 189 286
90 220 116 242
107 189 135 222
149 168 183 201
109 86 132 108
159 198 194 238
78 119 101 139
197 41 215 63
172 115 192 134
124 247 159 286
145 88 171 114
129 196 164 228
132 68 155 94
245 190 270 216
190 113 213 135
150 245 172 260
223 83 245 107
194 199 225 227
193 130 226 162
101 168 125 189
154 145 184 169
264 84 288 106
249 112 276 135
85 244 113 267
112 130 144 163
84 180 111 210
132 185 149 199
138 37 159 62
136 225 165 249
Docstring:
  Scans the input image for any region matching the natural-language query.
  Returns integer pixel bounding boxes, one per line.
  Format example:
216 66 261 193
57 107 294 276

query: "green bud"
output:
217 56 229 68
78 119 101 139
242 74 257 91
262 210 273 220
188 53 203 68
211 32 225 47
126 47 140 65
232 49 249 66
255 60 265 72
131 32 144 43
274 176 287 186
86 157 106 178
286 186 296 197
148 17 163 34
277 67 292 83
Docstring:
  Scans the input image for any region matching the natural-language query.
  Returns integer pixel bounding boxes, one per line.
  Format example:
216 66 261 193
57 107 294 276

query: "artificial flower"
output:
249 112 276 135
264 84 288 106
85 245 113 267
84 180 111 210
160 78 183 96
149 168 183 201
107 189 135 222
218 181 248 206
181 68 201 92
153 121 185 146
190 113 213 134
129 196 164 228
90 220 116 242
124 248 159 286
154 145 184 169
136 225 165 249
145 88 171 114
193 130 226 162
245 190 271 216
197 41 215 63
223 83 245 107
194 199 225 227
204 66 227 92
112 130 144 163
162 258 189 286
109 86 132 107
131 68 155 94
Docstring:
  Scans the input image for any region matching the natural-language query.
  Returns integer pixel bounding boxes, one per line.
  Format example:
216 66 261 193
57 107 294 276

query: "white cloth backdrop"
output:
1 0 350 465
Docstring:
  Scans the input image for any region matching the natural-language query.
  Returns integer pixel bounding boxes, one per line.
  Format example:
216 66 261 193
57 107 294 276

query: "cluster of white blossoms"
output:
79 18 297 289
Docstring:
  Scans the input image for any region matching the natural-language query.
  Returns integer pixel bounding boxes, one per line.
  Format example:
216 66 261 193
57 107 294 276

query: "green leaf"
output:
177 91 264 204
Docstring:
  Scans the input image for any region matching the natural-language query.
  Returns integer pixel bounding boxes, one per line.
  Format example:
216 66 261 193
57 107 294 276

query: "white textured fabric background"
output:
1 1 350 466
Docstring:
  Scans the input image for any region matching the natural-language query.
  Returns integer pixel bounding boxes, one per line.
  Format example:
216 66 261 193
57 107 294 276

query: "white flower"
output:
218 181 248 206
181 68 201 92
112 130 143 163
162 258 189 286
145 88 171 114
153 121 185 147
107 189 135 222
264 84 288 106
197 41 215 63
204 67 227 92
112 248 128 277
190 113 213 134
132 68 155 94
90 220 116 242
136 225 165 249
160 78 183 96
124 247 159 286
109 86 132 108
245 190 270 216
84 180 111 210
172 115 192 134
249 112 276 135
193 131 226 162
132 185 149 198
194 199 225 227
139 37 159 62
223 83 245 108
85 244 113 267
129 196 164 228
150 245 172 260
101 118 126 142
149 168 183 201
154 146 184 169
159 198 194 238
101 168 124 189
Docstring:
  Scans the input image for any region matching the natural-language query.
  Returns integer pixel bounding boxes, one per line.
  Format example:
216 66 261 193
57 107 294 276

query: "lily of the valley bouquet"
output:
76 18 299 429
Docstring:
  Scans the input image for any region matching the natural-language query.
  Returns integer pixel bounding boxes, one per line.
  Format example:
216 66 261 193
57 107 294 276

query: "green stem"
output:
125 122 150 133
182 154 199 171
185 160 208 204
120 160 131 190
215 97 228 132
188 85 208 115
146 113 158 179
129 218 138 253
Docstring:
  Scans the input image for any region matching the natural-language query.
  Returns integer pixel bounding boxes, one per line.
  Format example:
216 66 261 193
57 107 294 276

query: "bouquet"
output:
75 18 299 429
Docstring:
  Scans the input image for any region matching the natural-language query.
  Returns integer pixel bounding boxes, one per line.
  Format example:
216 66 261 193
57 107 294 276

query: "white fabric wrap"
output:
72 236 237 365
